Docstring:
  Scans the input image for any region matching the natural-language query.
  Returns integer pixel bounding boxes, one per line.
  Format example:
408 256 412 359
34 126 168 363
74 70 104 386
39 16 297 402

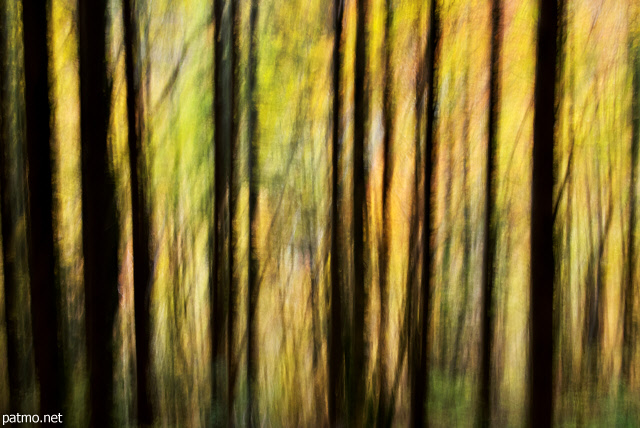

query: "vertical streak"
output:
530 0 559 426
78 0 120 425
479 0 501 425
623 17 639 385
413 0 438 426
329 0 344 425
377 0 393 425
123 0 153 423
228 0 240 422
22 0 65 416
352 0 369 424
0 0 31 416
211 0 229 424
247 0 260 424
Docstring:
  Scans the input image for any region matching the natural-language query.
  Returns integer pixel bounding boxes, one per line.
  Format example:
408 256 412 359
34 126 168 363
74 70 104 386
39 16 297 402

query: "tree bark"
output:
479 0 501 426
329 0 345 425
529 0 559 426
211 0 232 424
227 0 239 421
412 0 438 426
352 0 369 425
21 0 65 416
0 0 32 414
247 0 260 424
622 23 639 386
78 0 120 425
377 0 393 425
123 0 153 424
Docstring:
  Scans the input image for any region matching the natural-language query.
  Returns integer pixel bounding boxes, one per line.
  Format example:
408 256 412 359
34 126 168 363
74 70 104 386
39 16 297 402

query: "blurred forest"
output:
0 0 639 426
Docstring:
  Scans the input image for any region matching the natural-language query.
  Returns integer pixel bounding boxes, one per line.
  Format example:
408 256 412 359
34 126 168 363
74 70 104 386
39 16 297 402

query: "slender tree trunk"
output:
412 0 438 426
21 0 65 416
78 0 120 425
622 25 639 386
0 1 15 412
377 0 393 425
479 0 501 426
409 6 423 419
329 0 344 424
0 0 31 414
529 0 559 426
352 0 369 425
123 0 153 424
228 0 239 421
212 0 232 424
247 0 260 424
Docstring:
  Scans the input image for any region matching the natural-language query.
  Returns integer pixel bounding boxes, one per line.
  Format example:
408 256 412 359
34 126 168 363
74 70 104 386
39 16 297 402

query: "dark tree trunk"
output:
212 0 232 424
479 0 501 426
21 0 65 416
227 0 239 421
529 0 559 426
329 0 344 425
412 0 438 426
123 0 153 425
78 0 120 425
247 0 260 424
123 0 153 426
622 26 639 386
352 0 369 425
408 9 424 421
377 0 393 425
0 0 32 414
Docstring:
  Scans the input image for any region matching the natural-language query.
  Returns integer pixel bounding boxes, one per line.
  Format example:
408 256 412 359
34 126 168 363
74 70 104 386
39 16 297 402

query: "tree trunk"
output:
21 0 65 416
0 0 32 414
227 0 239 420
622 23 639 386
529 0 558 426
412 0 438 425
78 0 120 425
212 0 232 424
377 0 393 425
247 0 260 424
123 0 153 424
352 0 368 425
329 0 344 425
479 0 501 426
